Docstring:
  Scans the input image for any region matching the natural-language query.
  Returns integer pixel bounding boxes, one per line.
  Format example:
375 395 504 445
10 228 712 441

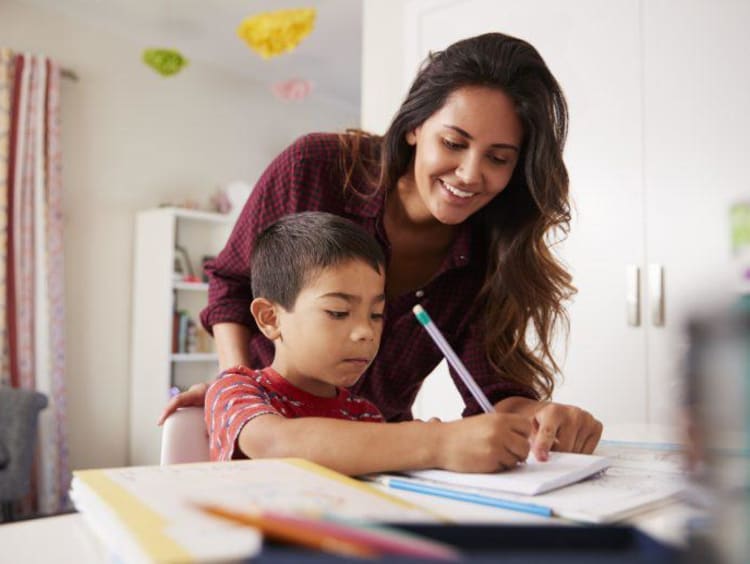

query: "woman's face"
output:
405 86 524 226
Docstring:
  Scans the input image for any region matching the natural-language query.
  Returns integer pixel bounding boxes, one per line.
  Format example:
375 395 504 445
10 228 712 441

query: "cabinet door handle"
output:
649 264 665 326
626 265 641 326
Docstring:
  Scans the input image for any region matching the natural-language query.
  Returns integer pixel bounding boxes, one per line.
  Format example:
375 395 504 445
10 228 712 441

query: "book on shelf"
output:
172 310 194 354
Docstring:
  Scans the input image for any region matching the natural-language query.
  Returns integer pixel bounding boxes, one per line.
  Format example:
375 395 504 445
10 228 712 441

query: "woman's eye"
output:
325 310 349 319
442 138 464 150
371 312 385 321
489 154 509 165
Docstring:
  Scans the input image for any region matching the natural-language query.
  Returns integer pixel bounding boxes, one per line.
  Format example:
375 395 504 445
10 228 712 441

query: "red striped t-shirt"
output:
205 366 385 461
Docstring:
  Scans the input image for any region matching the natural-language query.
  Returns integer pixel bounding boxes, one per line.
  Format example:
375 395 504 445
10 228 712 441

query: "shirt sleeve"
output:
204 372 281 461
200 133 338 334
450 313 539 417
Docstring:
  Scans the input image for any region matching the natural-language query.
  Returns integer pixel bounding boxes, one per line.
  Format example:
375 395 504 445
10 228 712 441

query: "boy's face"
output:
270 259 386 397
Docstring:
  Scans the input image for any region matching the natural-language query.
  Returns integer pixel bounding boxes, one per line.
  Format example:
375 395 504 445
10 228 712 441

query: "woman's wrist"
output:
494 396 546 417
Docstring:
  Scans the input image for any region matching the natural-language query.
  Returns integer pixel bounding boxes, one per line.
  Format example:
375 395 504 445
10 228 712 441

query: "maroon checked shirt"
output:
201 133 537 421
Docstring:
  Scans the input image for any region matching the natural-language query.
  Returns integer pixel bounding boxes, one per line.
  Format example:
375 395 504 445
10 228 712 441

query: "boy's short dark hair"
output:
251 211 386 310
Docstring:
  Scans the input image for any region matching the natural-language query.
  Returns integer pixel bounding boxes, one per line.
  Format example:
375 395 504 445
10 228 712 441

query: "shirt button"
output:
415 289 424 299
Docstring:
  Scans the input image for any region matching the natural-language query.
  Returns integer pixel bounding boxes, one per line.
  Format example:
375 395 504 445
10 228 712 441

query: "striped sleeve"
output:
204 372 280 461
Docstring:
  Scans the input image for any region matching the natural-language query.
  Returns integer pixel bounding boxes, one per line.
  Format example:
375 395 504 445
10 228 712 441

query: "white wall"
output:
1 0 359 470
361 0 406 134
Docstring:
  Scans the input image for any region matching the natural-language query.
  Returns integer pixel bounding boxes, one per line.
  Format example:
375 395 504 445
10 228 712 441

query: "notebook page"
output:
406 452 610 496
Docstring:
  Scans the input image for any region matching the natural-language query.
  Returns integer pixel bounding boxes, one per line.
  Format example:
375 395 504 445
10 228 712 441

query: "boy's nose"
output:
351 321 375 342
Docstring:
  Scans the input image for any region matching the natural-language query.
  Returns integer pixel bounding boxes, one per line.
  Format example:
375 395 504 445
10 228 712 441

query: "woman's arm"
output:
450 317 603 459
160 135 337 425
213 323 253 370
238 412 533 476
495 396 603 460
157 323 254 424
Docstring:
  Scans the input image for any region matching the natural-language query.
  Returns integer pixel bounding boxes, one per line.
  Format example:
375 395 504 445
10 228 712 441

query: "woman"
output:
160 32 602 470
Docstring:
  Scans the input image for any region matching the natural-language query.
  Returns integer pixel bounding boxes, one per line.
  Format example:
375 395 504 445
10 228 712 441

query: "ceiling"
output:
17 0 363 110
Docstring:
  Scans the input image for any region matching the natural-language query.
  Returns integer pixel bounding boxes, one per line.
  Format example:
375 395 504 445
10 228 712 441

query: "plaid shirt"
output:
201 133 537 421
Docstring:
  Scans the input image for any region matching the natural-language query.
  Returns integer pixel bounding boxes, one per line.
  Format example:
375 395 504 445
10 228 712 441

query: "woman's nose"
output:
455 153 482 185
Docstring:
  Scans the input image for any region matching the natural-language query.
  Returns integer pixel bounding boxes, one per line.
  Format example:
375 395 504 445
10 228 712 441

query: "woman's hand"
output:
437 412 532 473
157 382 210 425
530 402 603 461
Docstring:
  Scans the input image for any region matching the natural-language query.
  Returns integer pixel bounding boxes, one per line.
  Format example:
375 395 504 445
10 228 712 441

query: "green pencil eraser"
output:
413 305 430 326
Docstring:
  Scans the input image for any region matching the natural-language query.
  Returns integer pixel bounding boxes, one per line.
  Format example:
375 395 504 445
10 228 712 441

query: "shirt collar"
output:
344 186 476 269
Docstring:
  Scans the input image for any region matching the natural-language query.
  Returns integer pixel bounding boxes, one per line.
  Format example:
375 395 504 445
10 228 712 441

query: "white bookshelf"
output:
129 207 233 465
173 281 209 292
171 353 219 363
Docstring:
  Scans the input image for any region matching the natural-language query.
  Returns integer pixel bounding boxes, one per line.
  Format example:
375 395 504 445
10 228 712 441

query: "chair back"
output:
0 387 48 502
160 407 210 465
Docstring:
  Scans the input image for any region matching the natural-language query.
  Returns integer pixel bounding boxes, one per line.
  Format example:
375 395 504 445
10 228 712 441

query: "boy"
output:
205 212 386 463
205 211 532 475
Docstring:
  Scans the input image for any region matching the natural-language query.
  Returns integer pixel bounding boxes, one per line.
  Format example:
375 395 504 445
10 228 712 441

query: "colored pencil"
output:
195 503 460 560
413 304 495 413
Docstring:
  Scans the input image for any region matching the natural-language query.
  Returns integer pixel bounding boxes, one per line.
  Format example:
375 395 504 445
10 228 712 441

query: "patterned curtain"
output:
0 49 70 516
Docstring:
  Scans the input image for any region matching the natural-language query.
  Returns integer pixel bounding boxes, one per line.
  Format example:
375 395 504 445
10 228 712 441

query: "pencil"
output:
196 503 377 558
413 304 495 413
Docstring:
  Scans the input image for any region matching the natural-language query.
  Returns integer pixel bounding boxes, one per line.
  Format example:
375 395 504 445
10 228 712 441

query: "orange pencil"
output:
195 503 378 558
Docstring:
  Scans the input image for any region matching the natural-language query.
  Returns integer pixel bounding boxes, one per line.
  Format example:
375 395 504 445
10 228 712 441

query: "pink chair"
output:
159 407 210 465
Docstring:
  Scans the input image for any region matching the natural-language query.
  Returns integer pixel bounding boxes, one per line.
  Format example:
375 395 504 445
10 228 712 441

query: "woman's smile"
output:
439 178 479 201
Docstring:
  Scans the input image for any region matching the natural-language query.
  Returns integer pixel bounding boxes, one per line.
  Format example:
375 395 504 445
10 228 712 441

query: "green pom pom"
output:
142 48 188 76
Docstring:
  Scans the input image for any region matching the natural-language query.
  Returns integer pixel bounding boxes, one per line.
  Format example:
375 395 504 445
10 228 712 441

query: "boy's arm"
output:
237 412 533 476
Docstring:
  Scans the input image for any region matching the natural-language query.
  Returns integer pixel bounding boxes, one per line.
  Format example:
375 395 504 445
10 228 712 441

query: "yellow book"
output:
70 458 436 563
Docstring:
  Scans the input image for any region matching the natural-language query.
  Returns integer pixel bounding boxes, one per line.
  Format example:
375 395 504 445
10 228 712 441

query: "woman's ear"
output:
250 298 282 340
405 128 418 146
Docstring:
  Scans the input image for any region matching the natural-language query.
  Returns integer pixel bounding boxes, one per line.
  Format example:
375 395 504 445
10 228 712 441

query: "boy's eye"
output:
442 138 464 150
325 310 349 319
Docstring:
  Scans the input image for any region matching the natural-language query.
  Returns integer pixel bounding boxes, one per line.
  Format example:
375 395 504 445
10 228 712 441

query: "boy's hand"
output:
530 402 602 461
437 413 532 473
157 382 209 425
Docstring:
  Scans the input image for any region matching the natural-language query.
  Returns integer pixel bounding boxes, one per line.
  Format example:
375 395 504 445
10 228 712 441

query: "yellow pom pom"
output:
236 8 317 59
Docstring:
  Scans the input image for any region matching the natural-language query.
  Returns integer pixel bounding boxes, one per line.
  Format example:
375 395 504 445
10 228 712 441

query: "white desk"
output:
0 426 702 563
0 513 109 563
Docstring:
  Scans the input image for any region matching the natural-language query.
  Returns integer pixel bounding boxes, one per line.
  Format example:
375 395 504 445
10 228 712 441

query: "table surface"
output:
0 425 703 563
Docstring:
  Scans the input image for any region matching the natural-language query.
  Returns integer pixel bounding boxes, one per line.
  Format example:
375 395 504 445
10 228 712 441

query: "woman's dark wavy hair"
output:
339 32 575 399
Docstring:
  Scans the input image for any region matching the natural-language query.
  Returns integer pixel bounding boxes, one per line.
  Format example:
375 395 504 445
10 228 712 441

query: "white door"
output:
641 0 750 424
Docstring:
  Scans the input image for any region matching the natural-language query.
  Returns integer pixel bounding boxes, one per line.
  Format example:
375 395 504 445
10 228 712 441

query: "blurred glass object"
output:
684 305 750 563
731 202 750 294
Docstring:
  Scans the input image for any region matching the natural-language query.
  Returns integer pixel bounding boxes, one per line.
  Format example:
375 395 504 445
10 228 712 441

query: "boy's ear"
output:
250 298 282 340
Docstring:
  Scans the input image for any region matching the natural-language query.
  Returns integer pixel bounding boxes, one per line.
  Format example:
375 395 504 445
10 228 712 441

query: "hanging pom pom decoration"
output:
236 8 316 59
142 48 188 76
271 78 314 101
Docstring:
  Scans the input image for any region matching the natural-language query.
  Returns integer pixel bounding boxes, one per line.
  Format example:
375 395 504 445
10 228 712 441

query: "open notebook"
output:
405 452 610 496
382 445 686 523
